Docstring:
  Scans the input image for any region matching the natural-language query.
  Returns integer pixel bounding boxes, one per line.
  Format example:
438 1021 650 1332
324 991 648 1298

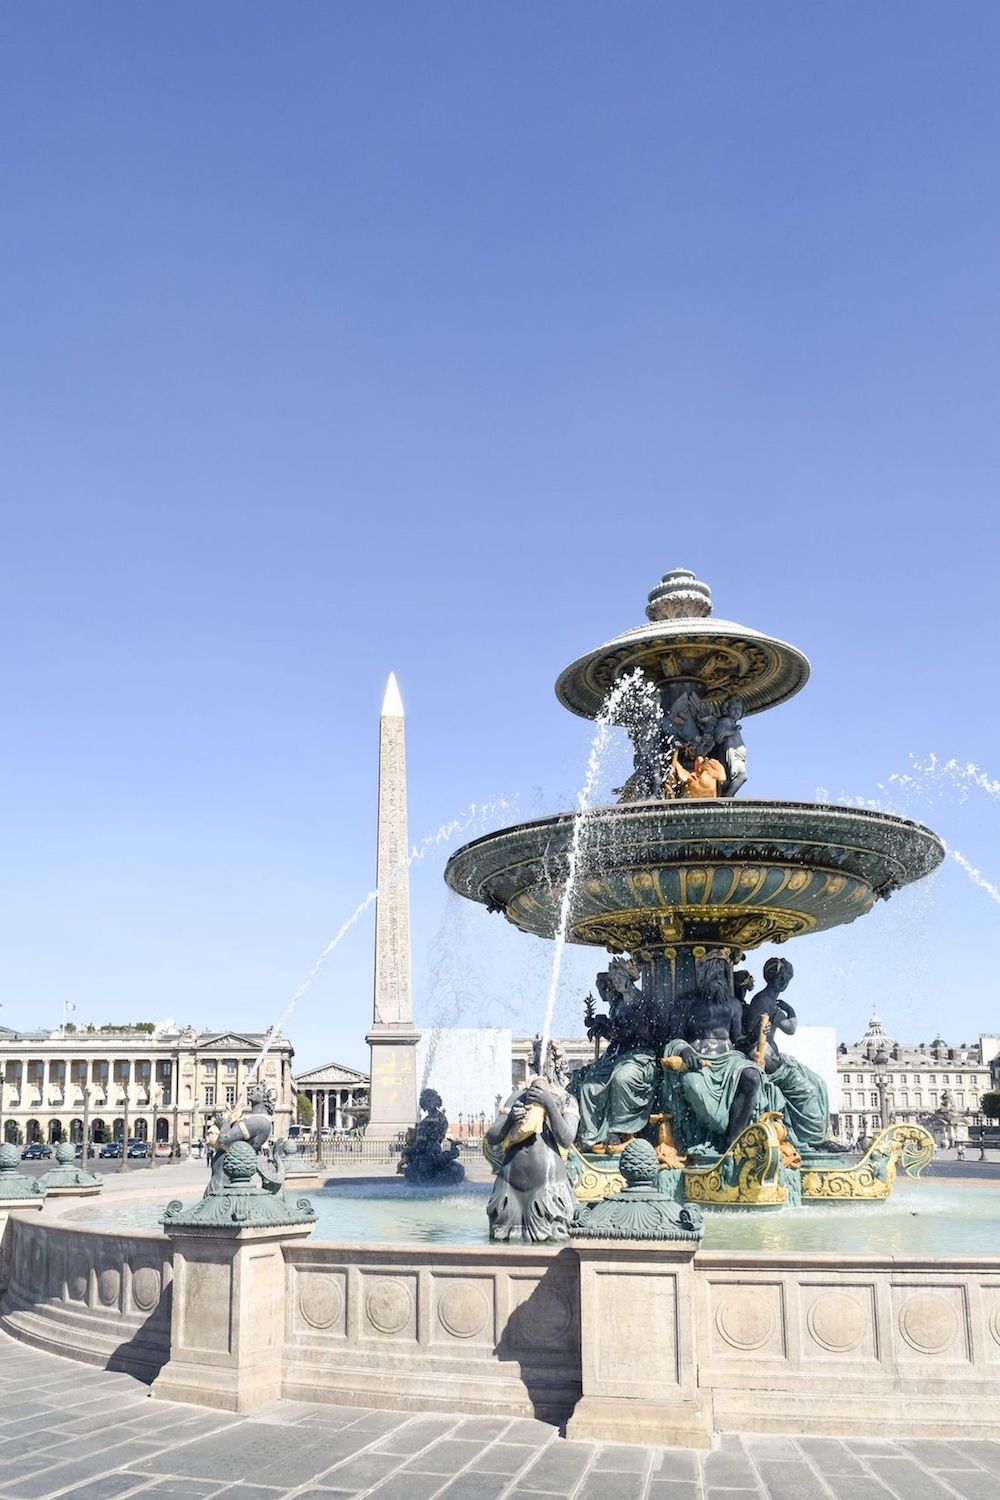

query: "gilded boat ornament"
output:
800 1123 935 1202
682 1118 789 1208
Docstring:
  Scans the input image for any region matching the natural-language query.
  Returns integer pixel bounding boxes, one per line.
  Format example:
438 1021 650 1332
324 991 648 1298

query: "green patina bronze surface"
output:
161 1142 316 1230
38 1142 102 1194
0 1144 45 1201
571 1140 703 1240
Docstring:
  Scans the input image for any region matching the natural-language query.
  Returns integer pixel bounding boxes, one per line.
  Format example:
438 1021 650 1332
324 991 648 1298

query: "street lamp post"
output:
874 1050 890 1131
148 1085 160 1169
82 1087 91 1172
120 1083 130 1172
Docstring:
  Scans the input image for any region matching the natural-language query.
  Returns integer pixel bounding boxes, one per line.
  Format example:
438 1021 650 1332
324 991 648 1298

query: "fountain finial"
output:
645 568 713 622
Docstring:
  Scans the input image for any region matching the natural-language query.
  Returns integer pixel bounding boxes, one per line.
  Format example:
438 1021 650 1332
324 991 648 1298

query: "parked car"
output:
99 1141 123 1158
154 1142 172 1159
126 1140 150 1158
21 1143 52 1160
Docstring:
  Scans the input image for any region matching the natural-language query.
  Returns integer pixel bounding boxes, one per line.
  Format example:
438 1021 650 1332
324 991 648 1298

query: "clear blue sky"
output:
2 5 999 1072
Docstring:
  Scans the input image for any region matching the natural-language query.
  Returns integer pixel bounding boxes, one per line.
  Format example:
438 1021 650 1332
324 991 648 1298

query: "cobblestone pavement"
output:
1 1334 998 1500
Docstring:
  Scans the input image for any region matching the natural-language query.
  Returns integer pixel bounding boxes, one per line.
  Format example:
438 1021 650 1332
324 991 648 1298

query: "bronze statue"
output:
739 958 837 1152
570 960 661 1152
204 1082 290 1197
399 1088 465 1184
485 1075 579 1242
672 749 727 799
660 961 776 1152
713 696 748 797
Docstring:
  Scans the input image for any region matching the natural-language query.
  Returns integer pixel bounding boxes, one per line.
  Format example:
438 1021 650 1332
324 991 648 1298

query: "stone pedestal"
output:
365 1025 420 1141
566 1242 713 1449
154 1220 314 1412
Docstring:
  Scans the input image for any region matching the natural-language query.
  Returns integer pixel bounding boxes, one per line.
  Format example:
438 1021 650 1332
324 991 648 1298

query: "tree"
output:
296 1093 314 1128
979 1091 1000 1121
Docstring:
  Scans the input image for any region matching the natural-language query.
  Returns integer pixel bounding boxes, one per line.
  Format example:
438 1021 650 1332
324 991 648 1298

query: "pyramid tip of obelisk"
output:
381 672 404 717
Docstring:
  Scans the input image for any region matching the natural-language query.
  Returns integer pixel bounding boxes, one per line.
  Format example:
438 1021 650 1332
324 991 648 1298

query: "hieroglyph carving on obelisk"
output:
365 673 419 1138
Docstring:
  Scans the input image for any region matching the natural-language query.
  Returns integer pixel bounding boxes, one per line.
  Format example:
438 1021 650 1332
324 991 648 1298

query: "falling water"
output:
820 754 1000 811
949 849 1000 909
250 795 516 1075
817 765 1000 914
536 671 658 1073
886 754 1000 804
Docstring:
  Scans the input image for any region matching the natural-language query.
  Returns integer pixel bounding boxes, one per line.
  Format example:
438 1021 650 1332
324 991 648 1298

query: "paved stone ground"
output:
1 1335 999 1500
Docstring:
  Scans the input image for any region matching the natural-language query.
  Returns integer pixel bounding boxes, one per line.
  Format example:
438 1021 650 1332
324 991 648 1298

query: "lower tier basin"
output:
61 1177 1000 1255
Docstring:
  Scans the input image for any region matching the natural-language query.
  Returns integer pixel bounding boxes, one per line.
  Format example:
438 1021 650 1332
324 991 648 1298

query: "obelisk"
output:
364 672 420 1139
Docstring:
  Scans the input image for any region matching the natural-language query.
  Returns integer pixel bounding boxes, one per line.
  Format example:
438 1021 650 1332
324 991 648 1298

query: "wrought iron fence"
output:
290 1127 489 1168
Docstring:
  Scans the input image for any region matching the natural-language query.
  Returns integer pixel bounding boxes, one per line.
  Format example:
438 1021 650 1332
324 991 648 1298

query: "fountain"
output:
446 568 945 1210
5 571 1000 1442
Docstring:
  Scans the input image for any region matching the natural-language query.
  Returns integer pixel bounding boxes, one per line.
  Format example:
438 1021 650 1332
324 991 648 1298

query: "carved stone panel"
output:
361 1271 417 1341
97 1265 121 1309
432 1274 494 1345
708 1281 786 1361
176 1255 233 1355
295 1269 347 1336
131 1265 162 1314
801 1285 877 1360
66 1249 90 1304
892 1285 969 1362
979 1282 1000 1364
506 1270 578 1352
593 1268 680 1393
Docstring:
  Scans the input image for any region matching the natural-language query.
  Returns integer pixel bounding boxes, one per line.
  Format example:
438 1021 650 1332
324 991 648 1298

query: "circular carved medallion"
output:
131 1267 160 1312
298 1275 343 1331
66 1257 89 1303
806 1292 867 1353
898 1293 959 1354
97 1267 121 1307
989 1304 1000 1346
365 1278 412 1335
437 1283 489 1339
714 1292 776 1351
513 1283 573 1347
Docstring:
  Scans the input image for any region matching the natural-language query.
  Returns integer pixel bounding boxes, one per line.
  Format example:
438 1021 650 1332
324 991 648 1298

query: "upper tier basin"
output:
444 800 945 952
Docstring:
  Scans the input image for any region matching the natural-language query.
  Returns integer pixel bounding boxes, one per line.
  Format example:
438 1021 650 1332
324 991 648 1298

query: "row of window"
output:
3 1058 254 1080
841 1113 984 1134
841 1090 977 1109
841 1071 981 1085
203 1085 240 1108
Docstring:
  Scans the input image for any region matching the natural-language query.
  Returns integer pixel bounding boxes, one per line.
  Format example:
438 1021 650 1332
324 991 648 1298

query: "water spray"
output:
250 795 515 1077
537 671 658 1074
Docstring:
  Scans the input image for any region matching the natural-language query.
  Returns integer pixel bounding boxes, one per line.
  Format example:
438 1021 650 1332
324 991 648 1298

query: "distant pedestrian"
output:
956 1143 966 1161
980 1145 987 1162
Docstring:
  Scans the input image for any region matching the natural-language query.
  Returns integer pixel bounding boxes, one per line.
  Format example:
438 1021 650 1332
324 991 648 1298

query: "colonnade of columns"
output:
299 1085 366 1131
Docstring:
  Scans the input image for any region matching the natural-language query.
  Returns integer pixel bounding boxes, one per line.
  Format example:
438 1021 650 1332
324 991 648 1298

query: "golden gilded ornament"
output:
800 1123 935 1201
682 1118 789 1207
566 1145 626 1203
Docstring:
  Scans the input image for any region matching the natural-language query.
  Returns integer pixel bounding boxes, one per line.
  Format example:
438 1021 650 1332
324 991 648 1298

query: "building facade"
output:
835 1015 999 1144
293 1061 369 1132
512 1036 594 1089
0 1025 294 1147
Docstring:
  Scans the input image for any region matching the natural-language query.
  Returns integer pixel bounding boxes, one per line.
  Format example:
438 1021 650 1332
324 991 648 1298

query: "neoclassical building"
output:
0 1025 294 1147
835 1015 999 1144
293 1060 369 1131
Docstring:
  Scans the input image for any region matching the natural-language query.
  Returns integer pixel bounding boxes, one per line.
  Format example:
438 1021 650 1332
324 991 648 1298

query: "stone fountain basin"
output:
444 799 945 950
